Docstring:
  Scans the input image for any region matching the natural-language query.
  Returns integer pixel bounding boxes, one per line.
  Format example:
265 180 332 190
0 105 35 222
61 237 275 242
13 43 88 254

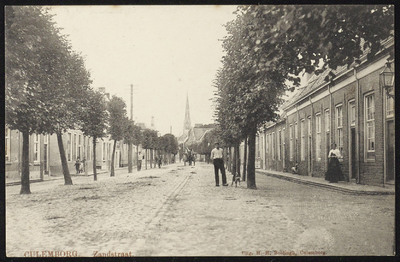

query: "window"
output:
301 119 305 161
325 109 330 132
103 142 106 161
336 105 343 153
5 127 11 162
272 132 275 160
289 124 293 161
34 134 40 162
83 136 86 160
365 94 375 153
73 134 77 160
278 130 282 160
308 116 311 136
316 113 321 161
67 133 72 161
349 101 356 126
269 133 272 159
266 133 269 155
387 95 394 118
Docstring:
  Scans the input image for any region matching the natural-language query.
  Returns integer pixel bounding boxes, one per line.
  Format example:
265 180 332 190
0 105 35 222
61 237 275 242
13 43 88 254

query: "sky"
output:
48 5 238 137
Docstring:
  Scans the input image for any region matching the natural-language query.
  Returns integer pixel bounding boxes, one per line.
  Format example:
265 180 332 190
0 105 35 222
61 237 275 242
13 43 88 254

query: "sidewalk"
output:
256 169 395 195
5 168 124 187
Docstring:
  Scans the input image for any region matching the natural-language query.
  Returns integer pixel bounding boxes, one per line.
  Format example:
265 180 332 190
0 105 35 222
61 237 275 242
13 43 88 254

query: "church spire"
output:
183 93 191 134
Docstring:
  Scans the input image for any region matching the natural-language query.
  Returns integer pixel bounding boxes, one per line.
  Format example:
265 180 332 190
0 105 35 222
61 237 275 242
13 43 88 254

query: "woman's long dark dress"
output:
325 154 343 183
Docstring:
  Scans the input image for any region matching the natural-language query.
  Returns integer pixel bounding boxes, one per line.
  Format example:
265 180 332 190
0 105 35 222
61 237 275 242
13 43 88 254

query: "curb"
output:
256 170 395 196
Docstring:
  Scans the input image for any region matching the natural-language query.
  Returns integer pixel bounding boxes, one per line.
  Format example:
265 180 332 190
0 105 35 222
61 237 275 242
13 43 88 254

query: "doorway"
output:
386 120 395 182
350 128 356 179
326 132 330 172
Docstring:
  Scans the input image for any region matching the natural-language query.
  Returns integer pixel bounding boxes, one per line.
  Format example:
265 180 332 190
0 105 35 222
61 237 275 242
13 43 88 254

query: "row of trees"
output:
5 6 178 194
214 5 394 189
107 96 179 177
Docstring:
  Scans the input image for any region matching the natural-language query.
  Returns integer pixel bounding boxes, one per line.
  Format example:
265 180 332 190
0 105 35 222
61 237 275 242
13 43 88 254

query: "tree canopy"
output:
214 5 394 189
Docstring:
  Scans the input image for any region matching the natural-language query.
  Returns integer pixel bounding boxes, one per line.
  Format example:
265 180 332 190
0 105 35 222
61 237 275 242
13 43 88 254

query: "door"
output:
350 128 356 179
326 133 330 172
386 120 395 182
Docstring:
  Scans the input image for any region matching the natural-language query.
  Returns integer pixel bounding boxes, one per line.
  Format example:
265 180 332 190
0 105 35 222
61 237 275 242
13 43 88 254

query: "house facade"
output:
255 39 394 187
5 128 129 181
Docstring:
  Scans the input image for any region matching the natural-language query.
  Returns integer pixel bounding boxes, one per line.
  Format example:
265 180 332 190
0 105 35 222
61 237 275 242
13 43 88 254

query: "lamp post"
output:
380 62 395 98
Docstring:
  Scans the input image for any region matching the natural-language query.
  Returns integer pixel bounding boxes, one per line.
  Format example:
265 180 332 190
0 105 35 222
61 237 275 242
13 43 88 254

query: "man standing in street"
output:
210 142 228 187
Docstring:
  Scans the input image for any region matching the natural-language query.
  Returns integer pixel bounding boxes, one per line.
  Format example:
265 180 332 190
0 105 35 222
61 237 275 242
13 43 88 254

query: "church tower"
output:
183 93 191 135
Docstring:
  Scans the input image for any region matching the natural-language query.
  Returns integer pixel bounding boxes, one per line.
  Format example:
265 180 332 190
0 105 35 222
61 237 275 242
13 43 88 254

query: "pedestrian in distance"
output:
75 158 81 174
210 142 228 187
157 155 162 168
80 158 85 173
325 143 343 183
137 151 143 171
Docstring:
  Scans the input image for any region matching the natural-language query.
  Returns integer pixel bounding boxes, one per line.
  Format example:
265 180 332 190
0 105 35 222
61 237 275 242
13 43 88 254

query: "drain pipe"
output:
354 67 360 184
309 96 314 176
328 83 332 173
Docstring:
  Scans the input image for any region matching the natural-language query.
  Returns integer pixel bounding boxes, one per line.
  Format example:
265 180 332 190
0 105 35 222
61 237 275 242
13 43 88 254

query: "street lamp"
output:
380 62 395 98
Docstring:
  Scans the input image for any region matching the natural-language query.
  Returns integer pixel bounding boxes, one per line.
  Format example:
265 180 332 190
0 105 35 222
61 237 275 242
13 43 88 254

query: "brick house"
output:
256 38 394 187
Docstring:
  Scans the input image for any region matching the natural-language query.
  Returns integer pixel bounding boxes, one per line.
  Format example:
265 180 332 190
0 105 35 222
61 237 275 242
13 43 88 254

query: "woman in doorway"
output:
325 143 343 183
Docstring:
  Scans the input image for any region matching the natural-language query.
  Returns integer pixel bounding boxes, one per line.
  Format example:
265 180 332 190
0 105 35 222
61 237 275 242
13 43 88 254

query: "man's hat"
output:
215 142 219 145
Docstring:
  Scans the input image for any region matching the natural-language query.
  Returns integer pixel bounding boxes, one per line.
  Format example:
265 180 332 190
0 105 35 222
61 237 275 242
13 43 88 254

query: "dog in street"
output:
231 173 240 187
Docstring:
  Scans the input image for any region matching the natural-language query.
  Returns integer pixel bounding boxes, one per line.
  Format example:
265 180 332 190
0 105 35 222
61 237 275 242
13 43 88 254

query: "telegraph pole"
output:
128 84 134 173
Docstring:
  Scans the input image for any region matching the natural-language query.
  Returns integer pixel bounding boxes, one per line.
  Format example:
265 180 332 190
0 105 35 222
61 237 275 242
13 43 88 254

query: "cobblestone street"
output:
6 162 395 257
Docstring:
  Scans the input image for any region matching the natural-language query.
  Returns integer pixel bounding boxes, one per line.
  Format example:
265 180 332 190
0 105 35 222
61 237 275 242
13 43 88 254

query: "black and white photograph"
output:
5 5 395 257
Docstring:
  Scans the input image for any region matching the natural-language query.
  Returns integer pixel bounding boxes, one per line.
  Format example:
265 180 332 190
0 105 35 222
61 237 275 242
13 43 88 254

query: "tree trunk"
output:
232 145 237 181
136 145 140 171
57 132 73 185
235 142 240 178
20 130 31 194
247 129 257 189
93 136 97 181
128 143 132 173
150 149 153 168
110 139 117 176
243 137 247 181
145 149 148 169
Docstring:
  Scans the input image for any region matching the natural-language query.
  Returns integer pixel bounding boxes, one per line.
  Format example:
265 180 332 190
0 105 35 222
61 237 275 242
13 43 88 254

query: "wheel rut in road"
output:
133 170 192 255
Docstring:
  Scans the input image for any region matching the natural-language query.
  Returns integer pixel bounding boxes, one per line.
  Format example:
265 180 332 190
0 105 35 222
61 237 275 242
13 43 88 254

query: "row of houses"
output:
243 38 394 187
5 128 141 181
